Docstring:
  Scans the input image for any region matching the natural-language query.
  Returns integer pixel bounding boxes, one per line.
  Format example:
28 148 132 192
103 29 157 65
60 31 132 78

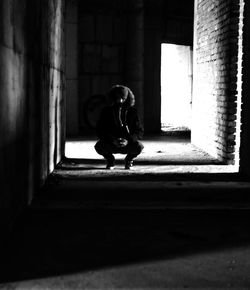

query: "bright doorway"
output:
161 43 193 132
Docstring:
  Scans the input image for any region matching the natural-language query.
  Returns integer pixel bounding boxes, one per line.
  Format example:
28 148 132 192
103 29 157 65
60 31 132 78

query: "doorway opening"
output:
161 43 193 133
62 1 243 174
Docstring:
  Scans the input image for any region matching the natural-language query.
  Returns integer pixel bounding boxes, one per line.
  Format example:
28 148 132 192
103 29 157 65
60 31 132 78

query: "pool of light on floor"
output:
65 140 238 174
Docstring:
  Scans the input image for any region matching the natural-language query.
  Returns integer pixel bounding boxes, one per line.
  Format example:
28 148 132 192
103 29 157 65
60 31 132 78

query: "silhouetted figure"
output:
95 85 144 169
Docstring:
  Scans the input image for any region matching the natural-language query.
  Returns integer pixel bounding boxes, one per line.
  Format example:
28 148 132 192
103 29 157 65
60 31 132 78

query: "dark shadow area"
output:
33 174 250 211
1 208 250 283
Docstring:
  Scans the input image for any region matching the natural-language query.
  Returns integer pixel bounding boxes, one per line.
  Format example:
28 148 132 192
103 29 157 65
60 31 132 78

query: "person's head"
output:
109 85 128 106
109 85 135 107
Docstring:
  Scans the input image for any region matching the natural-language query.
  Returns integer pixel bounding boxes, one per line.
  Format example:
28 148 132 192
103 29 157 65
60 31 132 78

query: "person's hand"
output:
119 138 128 147
114 138 128 147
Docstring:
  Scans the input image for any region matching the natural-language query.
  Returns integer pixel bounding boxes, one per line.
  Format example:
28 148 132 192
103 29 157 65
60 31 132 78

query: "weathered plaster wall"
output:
0 0 31 235
40 0 65 179
0 0 65 239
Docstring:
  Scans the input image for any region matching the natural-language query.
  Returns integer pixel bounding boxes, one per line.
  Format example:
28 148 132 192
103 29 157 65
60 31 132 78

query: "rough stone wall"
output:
192 0 242 164
0 0 65 237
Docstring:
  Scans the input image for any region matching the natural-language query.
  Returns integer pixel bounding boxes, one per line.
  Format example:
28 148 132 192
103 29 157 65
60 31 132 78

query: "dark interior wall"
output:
40 0 65 178
66 0 79 136
0 0 65 239
77 0 129 135
125 0 144 124
143 1 162 133
161 0 195 45
76 0 144 136
144 0 194 133
66 0 194 136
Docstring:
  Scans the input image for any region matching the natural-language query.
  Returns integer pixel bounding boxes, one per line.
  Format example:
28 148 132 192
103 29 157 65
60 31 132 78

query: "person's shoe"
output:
125 159 133 170
106 159 115 170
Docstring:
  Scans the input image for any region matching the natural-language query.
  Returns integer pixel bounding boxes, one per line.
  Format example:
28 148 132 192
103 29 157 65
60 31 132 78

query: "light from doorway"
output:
161 43 193 132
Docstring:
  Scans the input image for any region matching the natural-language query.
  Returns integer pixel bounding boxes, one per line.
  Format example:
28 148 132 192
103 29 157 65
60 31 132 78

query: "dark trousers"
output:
95 139 144 161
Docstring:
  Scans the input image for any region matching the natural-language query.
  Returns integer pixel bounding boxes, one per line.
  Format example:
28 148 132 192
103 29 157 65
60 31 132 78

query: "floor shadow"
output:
58 157 222 171
1 208 250 283
51 158 240 183
49 172 241 182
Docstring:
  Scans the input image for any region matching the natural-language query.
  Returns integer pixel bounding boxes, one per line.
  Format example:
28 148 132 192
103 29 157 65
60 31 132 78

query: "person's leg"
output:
122 141 144 169
95 139 117 169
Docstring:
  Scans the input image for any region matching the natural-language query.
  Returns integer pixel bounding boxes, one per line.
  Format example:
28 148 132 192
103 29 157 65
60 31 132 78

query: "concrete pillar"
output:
143 3 162 134
125 0 144 124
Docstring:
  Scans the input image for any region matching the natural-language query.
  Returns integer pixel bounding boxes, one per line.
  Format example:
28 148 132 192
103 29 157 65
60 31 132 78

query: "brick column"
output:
240 0 250 177
192 0 243 164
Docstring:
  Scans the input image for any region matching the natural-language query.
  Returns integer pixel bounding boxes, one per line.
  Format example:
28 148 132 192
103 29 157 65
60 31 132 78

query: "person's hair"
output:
108 85 135 107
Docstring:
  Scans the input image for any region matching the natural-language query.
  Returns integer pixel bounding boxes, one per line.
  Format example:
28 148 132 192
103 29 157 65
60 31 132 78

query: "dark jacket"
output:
96 105 144 143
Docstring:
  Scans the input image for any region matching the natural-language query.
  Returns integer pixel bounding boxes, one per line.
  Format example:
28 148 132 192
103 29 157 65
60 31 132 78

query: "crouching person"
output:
95 85 144 169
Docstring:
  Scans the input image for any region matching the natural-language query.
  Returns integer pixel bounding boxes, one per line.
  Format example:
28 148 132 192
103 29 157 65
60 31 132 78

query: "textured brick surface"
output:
192 0 242 164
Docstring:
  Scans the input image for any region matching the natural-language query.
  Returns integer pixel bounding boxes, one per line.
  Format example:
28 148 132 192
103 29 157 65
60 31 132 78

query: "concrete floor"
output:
62 135 237 178
1 209 250 289
30 134 249 210
1 135 250 289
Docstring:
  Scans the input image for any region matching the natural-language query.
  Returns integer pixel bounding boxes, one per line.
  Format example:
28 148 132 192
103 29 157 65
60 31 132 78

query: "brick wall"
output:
240 0 250 176
192 0 243 164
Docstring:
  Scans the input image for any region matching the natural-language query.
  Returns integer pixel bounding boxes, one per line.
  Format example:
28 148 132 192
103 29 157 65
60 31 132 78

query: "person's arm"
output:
127 108 144 142
96 107 116 142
